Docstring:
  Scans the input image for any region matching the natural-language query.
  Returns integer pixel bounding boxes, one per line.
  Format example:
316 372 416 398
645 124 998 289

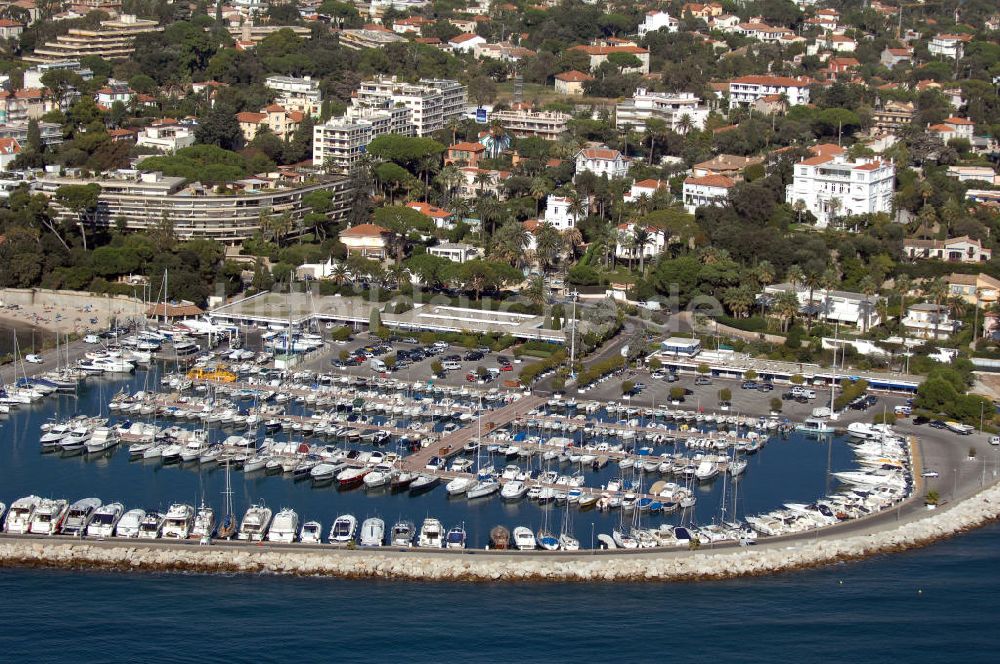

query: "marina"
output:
1 346 914 550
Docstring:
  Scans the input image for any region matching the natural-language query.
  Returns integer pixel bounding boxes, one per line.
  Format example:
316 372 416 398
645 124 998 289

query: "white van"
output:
370 359 387 372
83 334 100 344
442 360 461 371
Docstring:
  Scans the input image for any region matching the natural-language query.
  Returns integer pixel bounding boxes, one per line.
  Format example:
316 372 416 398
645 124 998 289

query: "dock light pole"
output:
569 290 579 379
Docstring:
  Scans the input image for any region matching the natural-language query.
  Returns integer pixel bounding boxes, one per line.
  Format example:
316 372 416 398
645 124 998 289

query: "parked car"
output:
83 334 100 344
929 420 947 430
500 364 513 372
741 381 758 390
401 337 419 344
24 354 43 364
913 415 930 425
694 376 712 386
757 383 773 393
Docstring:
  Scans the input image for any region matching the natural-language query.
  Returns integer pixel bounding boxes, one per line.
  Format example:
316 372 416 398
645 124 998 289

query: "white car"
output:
921 470 940 478
24 354 43 364
990 436 1000 446
83 334 100 344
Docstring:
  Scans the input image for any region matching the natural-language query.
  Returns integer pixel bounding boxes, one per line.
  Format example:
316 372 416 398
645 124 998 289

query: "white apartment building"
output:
23 14 162 64
615 222 667 261
929 33 971 60
763 283 883 329
728 75 812 109
901 303 959 340
265 75 322 116
638 10 678 37
36 171 352 244
543 194 588 231
682 175 735 213
136 121 196 153
575 147 629 180
489 108 569 140
313 105 413 173
615 88 708 133
23 60 93 89
428 242 483 264
353 77 467 136
785 155 895 228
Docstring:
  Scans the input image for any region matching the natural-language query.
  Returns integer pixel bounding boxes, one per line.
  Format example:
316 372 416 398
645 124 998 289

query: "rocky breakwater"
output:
3 486 1000 582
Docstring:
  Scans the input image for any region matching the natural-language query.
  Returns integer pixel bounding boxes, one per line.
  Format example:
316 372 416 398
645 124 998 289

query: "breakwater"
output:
3 483 999 582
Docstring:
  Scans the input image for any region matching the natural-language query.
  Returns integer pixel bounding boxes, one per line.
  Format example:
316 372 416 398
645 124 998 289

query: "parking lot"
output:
295 333 523 388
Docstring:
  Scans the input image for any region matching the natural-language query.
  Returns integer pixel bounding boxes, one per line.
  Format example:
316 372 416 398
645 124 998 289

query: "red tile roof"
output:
555 70 594 82
340 223 391 237
684 175 735 188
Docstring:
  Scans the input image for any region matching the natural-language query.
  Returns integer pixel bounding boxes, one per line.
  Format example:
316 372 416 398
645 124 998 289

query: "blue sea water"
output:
1 524 998 662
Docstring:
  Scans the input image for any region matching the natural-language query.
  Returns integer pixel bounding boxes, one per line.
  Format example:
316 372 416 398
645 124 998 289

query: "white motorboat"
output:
160 443 184 463
4 495 42 534
797 417 835 435
513 526 537 550
390 520 415 547
363 463 398 489
84 427 119 454
137 511 165 539
445 476 473 496
267 508 300 543
191 504 215 539
417 517 444 548
59 427 91 451
86 502 124 538
29 498 69 535
60 497 102 536
299 520 322 544
445 524 467 549
500 480 528 500
161 503 195 538
115 509 146 538
329 514 357 544
40 424 72 449
359 517 385 547
466 476 500 499
237 504 273 541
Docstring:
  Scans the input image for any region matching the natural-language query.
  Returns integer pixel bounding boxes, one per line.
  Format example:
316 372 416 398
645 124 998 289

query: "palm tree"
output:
618 228 636 270
676 113 694 135
774 289 801 332
524 274 546 308
644 118 667 162
387 262 409 288
473 170 494 196
828 197 842 229
534 222 563 273
896 274 912 324
755 260 775 288
793 199 807 224
418 154 439 202
434 165 463 206
804 270 823 330
786 264 804 289
632 226 653 275
530 176 552 216
562 227 584 260
858 274 878 333
566 189 587 224
723 285 755 319
331 262 350 286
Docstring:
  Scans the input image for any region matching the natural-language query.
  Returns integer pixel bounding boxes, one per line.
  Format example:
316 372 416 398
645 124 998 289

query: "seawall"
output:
3 483 999 582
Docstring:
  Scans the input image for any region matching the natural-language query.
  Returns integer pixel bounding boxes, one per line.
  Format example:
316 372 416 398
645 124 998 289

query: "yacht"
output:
85 503 124 538
267 508 300 543
408 475 439 494
445 476 473 496
161 503 195 539
466 476 500 499
115 509 146 538
359 517 385 547
191 505 216 539
445 524 467 549
299 521 322 544
513 526 537 551
29 498 69 535
4 495 42 534
797 417 835 435
84 427 119 454
500 480 529 500
60 497 102 536
137 511 165 539
59 427 91 452
329 514 358 544
390 520 415 547
417 517 444 548
237 504 273 541
40 424 73 450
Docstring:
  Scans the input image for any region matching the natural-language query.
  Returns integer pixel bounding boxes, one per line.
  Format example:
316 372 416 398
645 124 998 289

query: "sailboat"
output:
216 457 237 539
558 484 580 551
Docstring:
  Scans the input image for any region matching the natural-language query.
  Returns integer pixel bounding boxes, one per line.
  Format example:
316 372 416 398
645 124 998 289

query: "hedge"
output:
577 355 625 388
519 349 567 385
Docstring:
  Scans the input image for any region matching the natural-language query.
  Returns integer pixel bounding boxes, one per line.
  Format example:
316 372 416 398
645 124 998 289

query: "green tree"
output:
53 183 101 250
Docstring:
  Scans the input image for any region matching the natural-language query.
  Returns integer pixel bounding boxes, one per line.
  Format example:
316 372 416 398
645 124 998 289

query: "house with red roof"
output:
446 141 486 167
406 202 456 230
575 146 629 180
728 75 813 109
786 155 895 228
449 33 486 53
624 178 668 203
880 47 913 69
682 175 735 213
0 137 21 171
237 104 303 142
0 18 24 40
554 70 593 96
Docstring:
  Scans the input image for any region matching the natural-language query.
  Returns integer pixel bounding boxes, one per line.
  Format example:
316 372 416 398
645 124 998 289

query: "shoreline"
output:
3 481 999 582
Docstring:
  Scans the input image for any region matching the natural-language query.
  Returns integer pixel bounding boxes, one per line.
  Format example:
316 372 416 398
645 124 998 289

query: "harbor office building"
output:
36 170 353 244
647 347 919 394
